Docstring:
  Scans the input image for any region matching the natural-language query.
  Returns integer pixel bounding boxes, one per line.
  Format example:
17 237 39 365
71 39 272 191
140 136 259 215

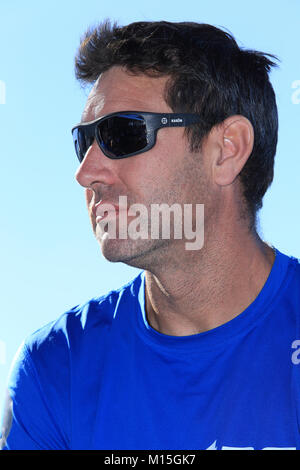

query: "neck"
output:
144 223 275 336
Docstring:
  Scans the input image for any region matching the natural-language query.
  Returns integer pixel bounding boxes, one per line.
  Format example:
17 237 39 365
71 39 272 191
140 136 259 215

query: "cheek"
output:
123 134 190 201
85 189 96 231
85 188 94 207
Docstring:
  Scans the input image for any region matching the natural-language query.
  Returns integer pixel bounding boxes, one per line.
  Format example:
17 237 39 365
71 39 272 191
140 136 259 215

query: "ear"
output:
213 115 254 186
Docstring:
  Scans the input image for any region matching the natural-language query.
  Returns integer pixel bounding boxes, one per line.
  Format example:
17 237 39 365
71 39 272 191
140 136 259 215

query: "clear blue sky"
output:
0 0 299 406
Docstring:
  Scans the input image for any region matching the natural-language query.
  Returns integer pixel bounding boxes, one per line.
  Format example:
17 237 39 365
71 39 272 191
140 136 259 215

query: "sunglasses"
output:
71 111 203 162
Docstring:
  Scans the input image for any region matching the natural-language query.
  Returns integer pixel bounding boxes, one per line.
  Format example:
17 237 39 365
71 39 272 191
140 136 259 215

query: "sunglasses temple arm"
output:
161 114 204 128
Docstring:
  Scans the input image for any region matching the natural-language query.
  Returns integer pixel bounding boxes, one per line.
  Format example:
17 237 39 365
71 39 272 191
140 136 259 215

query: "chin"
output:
96 231 168 268
96 232 139 263
99 238 131 263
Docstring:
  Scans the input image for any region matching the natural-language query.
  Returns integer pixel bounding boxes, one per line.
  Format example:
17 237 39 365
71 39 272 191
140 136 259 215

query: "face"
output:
75 66 212 270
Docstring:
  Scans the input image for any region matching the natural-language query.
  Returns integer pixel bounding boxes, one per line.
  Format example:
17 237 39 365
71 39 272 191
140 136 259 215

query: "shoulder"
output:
7 270 144 406
281 249 300 284
21 271 144 365
271 248 300 316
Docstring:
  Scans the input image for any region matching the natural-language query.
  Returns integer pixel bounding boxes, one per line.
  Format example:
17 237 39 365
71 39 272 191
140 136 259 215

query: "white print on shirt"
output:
206 440 296 450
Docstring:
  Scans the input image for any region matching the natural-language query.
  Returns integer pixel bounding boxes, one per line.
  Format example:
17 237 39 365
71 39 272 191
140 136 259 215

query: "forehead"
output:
81 66 171 122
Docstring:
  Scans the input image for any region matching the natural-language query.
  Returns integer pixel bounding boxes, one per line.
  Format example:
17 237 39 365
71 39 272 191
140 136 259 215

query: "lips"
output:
93 201 120 220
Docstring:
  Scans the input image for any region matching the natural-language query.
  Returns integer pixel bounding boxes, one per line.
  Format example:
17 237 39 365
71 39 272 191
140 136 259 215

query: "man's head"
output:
73 20 278 268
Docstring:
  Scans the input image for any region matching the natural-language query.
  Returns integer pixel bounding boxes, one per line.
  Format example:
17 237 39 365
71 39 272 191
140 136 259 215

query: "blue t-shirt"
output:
1 247 300 450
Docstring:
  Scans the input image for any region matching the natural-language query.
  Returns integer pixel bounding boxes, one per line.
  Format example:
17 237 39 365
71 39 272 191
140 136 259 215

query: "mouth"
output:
93 201 120 222
95 209 120 223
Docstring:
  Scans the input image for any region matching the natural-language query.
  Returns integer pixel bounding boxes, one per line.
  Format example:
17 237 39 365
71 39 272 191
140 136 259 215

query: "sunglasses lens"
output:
97 114 148 158
72 127 94 163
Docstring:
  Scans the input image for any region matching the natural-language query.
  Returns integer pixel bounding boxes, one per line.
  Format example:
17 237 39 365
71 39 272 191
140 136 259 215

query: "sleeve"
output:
0 341 70 450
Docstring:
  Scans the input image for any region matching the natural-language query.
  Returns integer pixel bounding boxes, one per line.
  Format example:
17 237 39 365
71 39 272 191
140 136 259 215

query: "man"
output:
1 20 300 451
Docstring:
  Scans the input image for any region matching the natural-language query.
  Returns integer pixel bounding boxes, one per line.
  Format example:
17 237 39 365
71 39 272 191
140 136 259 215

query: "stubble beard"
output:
94 220 172 269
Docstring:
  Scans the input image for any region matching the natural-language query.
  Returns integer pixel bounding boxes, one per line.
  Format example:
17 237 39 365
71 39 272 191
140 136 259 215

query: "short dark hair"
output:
74 20 279 231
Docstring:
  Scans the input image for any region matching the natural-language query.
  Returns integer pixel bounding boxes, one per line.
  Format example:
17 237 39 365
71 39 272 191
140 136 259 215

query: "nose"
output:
75 140 115 188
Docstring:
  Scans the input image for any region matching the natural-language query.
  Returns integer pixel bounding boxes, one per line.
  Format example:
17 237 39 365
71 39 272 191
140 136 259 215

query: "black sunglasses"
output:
71 111 203 162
